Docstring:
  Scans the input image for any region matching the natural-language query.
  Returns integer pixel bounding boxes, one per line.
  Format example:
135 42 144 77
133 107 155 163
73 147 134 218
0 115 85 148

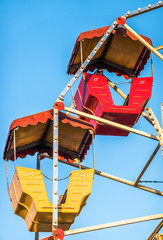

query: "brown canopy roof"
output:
67 25 152 79
4 110 94 163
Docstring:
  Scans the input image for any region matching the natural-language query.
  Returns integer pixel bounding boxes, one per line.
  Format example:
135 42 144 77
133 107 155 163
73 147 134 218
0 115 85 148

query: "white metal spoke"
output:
146 107 163 154
64 213 163 236
124 1 163 19
63 106 159 141
53 108 59 230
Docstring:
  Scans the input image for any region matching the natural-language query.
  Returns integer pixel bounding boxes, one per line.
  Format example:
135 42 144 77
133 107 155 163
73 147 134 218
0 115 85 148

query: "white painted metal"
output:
123 1 163 19
64 213 163 236
63 106 159 141
53 108 59 230
146 107 163 154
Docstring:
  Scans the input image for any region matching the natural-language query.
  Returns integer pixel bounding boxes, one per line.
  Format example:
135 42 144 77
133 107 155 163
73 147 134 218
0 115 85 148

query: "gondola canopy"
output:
67 25 152 79
4 110 94 163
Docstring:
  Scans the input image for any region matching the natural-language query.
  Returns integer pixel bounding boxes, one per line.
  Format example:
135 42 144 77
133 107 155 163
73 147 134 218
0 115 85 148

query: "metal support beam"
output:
148 219 163 240
134 143 160 186
123 1 163 19
53 108 59 231
35 153 41 240
123 23 163 61
37 153 40 170
64 213 163 236
146 107 163 154
35 233 39 240
40 154 163 197
63 106 159 141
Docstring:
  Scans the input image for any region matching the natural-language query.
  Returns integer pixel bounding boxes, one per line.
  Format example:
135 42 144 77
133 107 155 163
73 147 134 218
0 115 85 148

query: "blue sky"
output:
1 1 163 240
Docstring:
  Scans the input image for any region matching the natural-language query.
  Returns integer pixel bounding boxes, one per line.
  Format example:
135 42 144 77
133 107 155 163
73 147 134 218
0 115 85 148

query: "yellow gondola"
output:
10 166 94 232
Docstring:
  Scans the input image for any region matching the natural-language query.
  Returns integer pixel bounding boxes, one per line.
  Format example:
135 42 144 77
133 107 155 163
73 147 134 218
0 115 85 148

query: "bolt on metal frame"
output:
123 1 163 19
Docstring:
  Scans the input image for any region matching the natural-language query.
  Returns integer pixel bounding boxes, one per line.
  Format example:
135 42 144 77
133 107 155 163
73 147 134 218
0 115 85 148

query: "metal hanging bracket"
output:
41 228 65 240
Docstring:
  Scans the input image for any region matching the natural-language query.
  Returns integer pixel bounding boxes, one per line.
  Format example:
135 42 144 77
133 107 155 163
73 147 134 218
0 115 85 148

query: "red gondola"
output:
74 73 153 136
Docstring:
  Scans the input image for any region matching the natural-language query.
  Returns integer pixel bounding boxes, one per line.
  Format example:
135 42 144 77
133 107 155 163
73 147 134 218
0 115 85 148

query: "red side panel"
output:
74 73 153 136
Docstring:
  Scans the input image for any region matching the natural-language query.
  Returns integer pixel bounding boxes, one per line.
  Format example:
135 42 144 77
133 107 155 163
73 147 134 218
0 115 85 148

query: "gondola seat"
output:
74 73 153 136
10 166 94 232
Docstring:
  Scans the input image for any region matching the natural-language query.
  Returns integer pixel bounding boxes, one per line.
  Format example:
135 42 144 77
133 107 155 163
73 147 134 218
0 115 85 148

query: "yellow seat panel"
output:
10 167 94 232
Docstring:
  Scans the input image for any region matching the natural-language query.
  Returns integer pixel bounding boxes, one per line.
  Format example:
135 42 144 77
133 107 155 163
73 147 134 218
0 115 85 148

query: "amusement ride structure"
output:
3 2 163 240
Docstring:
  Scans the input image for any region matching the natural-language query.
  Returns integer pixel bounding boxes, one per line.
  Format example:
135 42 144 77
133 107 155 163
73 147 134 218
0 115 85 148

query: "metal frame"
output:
146 107 163 154
57 3 163 103
64 213 163 236
43 2 163 239
134 143 160 186
148 220 163 240
35 154 41 240
123 1 163 19
63 106 158 141
53 108 59 231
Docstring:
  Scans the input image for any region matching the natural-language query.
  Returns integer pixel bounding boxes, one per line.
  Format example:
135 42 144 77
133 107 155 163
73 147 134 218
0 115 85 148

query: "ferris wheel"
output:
3 2 163 240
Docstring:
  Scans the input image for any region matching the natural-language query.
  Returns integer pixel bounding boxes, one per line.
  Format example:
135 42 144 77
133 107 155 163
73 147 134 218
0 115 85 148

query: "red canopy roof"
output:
67 25 152 79
4 110 94 163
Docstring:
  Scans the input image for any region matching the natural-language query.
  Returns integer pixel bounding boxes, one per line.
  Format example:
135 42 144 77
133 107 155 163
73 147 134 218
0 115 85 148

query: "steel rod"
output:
63 107 158 141
35 154 40 240
35 232 39 240
148 219 163 240
123 23 163 61
53 108 59 231
107 79 127 99
40 154 163 197
134 143 160 186
124 1 163 19
37 153 40 170
64 213 163 236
